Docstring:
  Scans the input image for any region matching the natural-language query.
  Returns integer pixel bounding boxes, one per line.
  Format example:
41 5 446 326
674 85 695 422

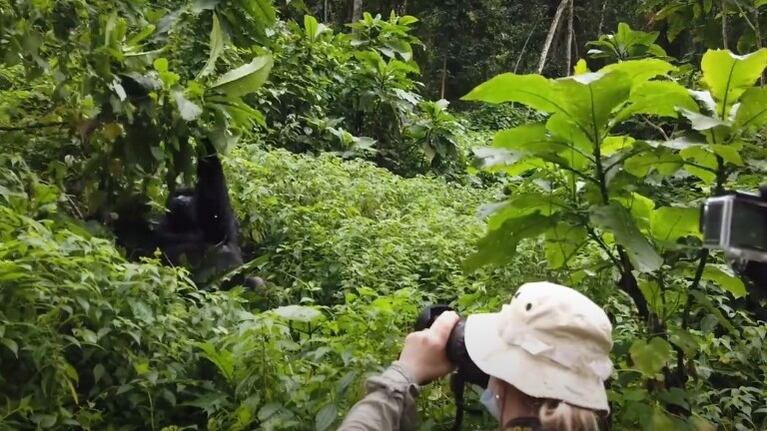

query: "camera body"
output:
702 192 767 263
415 305 489 387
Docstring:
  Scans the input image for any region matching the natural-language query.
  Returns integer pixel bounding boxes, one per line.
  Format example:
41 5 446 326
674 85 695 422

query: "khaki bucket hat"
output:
465 281 614 411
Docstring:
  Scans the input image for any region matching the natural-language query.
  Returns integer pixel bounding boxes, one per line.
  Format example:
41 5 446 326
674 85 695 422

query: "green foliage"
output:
0 0 277 217
465 48 767 429
258 14 467 178
224 145 538 306
587 22 668 62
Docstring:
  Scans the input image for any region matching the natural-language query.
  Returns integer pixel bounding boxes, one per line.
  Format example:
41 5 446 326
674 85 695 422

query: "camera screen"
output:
702 201 723 245
730 199 767 252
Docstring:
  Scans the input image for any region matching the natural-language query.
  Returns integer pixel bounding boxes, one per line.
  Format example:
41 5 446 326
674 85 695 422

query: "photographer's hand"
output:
399 311 460 385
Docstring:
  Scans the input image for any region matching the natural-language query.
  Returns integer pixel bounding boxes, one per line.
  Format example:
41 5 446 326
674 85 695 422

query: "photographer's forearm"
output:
338 361 420 431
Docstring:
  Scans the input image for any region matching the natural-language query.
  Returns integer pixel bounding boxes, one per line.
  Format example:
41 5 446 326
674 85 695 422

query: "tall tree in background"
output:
352 0 363 21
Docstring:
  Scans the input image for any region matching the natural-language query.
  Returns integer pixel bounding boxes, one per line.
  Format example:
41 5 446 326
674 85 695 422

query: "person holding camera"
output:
338 282 614 431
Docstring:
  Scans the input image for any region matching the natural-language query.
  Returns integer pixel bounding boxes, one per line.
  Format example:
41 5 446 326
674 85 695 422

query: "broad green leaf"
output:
198 342 235 382
602 58 676 85
315 403 338 431
493 123 549 149
615 192 655 231
650 206 701 242
544 223 587 269
615 81 698 123
487 194 565 230
710 144 743 166
624 149 682 177
629 337 674 377
734 86 767 130
1 338 18 357
465 213 555 271
272 305 323 323
702 266 747 297
462 74 560 113
602 136 635 156
304 15 328 41
546 114 593 154
399 15 419 25
573 58 590 75
758 0 767 7
679 146 717 183
667 327 699 356
590 204 662 272
701 49 767 115
638 279 663 315
238 0 277 30
198 13 225 78
555 71 632 139
211 54 274 97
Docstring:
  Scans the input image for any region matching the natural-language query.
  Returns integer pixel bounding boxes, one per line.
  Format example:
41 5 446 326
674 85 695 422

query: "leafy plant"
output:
464 48 767 429
587 22 668 62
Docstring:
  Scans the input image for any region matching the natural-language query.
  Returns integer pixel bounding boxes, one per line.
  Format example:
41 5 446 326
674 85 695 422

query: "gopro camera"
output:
702 192 767 263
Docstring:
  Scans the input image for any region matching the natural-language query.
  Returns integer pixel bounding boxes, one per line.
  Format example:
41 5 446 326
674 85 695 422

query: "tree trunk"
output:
538 0 569 74
324 0 329 22
566 0 574 76
352 0 363 22
721 0 728 50
598 0 609 35
514 22 538 73
440 55 448 99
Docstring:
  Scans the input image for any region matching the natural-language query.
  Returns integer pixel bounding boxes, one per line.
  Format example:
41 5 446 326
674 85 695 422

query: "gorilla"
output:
114 140 264 290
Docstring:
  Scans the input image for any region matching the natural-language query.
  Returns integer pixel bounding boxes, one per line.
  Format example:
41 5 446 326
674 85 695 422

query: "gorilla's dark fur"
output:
116 140 264 290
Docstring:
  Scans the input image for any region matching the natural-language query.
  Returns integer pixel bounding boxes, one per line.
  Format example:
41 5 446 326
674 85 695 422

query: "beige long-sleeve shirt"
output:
338 361 421 431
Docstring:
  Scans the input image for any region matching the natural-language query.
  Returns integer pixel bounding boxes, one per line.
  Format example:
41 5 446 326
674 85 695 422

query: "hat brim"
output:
465 313 609 412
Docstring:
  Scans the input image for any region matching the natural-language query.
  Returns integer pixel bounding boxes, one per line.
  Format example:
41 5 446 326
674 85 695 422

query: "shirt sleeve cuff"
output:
367 361 421 398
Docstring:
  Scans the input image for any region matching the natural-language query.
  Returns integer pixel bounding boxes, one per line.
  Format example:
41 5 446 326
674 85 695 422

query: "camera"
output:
702 192 767 262
415 305 489 431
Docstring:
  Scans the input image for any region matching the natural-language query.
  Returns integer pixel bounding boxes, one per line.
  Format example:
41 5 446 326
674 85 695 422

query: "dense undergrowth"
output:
0 152 537 430
2 0 767 430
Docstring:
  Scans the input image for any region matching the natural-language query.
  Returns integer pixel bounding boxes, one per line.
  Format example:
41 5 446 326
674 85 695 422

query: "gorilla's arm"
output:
195 140 240 245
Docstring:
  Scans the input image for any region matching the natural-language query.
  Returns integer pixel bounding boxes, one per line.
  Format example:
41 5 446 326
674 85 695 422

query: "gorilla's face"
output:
167 190 198 231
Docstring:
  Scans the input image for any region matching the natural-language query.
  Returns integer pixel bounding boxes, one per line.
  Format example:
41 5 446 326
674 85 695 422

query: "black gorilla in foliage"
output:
114 140 264 290
156 140 265 290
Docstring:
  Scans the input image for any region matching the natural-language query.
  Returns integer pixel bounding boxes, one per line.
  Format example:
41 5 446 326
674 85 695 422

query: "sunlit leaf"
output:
603 58 676 85
615 81 698 123
734 86 767 130
272 305 323 323
462 74 560 113
701 49 767 115
198 13 225 78
211 54 274 97
702 266 747 298
650 206 701 242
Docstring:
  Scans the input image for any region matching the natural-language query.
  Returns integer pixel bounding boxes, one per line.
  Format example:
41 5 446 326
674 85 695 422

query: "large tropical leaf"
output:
701 49 767 117
210 54 274 97
462 74 560 113
590 204 663 272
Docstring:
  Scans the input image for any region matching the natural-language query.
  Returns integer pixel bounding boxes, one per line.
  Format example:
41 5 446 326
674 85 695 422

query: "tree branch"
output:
0 122 66 132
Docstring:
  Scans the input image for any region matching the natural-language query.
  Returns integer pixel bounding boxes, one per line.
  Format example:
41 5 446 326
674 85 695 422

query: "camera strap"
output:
450 372 466 431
